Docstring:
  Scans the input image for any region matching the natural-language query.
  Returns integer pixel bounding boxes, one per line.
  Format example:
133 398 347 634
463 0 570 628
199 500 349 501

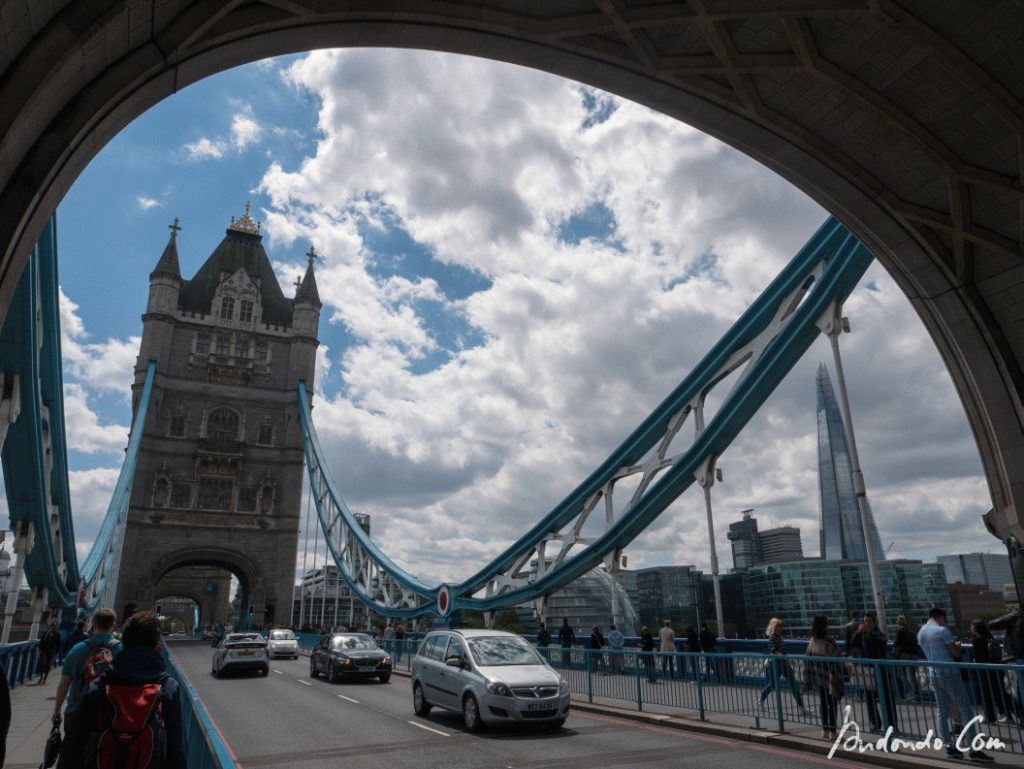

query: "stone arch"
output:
152 593 204 632
146 546 268 627
1 4 1022 552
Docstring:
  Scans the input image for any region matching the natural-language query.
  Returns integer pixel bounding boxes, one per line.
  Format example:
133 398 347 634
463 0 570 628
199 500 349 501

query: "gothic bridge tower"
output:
114 205 320 627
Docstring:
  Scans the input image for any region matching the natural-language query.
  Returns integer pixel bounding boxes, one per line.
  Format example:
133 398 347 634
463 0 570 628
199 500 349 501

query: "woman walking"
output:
759 618 807 716
802 614 844 740
971 619 1012 724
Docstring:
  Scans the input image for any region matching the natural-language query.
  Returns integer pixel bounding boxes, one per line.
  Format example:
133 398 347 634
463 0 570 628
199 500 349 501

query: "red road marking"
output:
573 710 865 769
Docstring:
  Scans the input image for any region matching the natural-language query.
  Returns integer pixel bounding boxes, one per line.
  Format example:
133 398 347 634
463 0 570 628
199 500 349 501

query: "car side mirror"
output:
445 656 462 668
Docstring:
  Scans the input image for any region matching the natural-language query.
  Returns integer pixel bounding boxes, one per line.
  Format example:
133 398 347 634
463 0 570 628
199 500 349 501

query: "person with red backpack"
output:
64 611 185 769
51 608 122 768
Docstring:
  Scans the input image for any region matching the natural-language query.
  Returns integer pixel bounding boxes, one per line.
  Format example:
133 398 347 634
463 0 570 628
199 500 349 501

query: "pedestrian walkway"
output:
5 674 59 768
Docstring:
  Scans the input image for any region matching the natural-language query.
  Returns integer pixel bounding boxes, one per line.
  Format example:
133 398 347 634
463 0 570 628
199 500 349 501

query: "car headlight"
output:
337 655 352 665
486 680 512 697
559 678 570 695
381 655 391 665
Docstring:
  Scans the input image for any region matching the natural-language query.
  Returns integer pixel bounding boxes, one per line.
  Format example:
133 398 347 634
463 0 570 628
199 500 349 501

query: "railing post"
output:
586 649 593 704
773 658 785 732
635 649 643 712
695 653 705 720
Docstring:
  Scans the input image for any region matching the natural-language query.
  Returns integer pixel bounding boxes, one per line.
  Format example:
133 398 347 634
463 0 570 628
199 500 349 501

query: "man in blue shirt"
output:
918 607 994 762
50 608 122 769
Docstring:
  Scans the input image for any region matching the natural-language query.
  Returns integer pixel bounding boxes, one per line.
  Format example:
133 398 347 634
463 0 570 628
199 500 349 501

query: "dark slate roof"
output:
295 261 321 308
150 233 182 281
178 229 293 326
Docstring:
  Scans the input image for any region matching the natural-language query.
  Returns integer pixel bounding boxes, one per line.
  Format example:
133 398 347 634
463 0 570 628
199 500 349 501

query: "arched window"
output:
206 408 240 441
220 296 235 320
239 300 254 323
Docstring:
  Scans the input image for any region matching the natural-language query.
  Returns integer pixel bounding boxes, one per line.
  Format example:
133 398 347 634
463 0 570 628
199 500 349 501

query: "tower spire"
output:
295 244 322 308
150 217 182 280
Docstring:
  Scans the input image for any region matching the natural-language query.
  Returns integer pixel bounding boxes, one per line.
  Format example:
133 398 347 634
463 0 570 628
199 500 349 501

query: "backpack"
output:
76 639 115 705
92 676 168 769
537 628 550 645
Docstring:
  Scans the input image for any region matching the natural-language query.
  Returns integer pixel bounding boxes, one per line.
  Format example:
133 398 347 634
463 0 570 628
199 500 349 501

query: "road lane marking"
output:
298 679 312 686
407 720 450 737
273 669 284 675
337 694 359 703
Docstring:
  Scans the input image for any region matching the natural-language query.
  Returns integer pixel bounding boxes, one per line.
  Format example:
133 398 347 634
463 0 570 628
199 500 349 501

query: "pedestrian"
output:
640 626 657 682
606 623 624 674
971 619 1012 725
589 626 607 674
843 610 863 653
60 620 88 660
849 612 897 731
558 619 575 670
394 622 406 663
892 615 923 700
658 619 676 680
537 622 551 662
37 622 61 684
918 607 994 762
383 622 396 658
685 625 700 680
801 614 844 740
699 622 717 680
988 605 1024 723
51 608 122 769
63 611 185 768
759 618 806 715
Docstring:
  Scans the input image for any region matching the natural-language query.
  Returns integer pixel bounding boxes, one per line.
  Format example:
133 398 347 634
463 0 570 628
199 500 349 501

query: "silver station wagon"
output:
411 629 570 731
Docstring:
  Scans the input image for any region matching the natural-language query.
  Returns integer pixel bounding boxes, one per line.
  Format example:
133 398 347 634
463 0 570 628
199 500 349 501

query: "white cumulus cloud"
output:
231 113 262 150
184 137 226 161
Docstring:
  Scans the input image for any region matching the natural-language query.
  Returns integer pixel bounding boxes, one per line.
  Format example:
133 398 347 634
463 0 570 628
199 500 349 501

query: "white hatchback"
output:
212 632 269 677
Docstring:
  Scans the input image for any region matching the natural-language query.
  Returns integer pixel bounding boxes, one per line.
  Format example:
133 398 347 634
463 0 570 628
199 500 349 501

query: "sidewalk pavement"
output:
5 673 60 769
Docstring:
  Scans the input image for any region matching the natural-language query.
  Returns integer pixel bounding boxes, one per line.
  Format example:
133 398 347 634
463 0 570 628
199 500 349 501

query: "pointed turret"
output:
150 217 183 281
294 245 321 309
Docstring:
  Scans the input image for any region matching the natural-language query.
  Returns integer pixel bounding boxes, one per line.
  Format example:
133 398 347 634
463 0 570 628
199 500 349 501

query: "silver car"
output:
211 632 269 677
267 628 299 659
411 629 570 731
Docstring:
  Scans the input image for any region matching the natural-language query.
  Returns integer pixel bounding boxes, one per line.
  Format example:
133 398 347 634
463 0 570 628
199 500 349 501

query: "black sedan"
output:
310 633 392 683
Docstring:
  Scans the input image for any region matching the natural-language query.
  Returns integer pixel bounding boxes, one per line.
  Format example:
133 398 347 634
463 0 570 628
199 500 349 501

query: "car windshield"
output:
226 634 263 644
269 630 295 640
331 635 378 651
468 636 542 666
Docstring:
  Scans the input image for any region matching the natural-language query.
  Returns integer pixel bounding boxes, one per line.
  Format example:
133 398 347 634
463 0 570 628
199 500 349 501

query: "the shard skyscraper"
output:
816 364 885 561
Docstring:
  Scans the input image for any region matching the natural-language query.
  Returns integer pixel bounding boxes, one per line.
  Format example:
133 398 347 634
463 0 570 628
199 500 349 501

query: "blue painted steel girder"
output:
0 217 76 607
298 217 874 618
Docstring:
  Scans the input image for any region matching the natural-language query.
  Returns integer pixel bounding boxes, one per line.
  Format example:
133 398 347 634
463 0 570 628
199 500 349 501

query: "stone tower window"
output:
206 408 240 441
169 482 192 508
254 344 268 362
152 478 170 508
197 477 234 511
233 339 248 358
215 336 229 355
239 300 254 323
169 413 186 438
195 334 210 354
237 486 258 512
257 424 273 446
220 296 235 320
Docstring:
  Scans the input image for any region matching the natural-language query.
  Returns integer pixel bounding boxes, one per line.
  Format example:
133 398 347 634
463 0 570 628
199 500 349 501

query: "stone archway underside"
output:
1 1 1022 542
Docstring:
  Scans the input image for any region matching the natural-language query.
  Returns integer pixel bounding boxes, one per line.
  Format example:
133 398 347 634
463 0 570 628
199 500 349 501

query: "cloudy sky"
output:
48 49 995 587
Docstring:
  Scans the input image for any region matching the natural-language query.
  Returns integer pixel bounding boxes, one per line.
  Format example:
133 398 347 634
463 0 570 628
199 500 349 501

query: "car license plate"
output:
526 703 552 711
236 651 254 656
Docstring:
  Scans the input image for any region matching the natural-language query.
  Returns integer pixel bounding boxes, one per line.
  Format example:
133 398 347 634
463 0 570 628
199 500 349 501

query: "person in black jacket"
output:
685 626 700 681
971 619 1013 724
60 620 88 661
849 613 897 731
640 627 657 682
65 611 185 769
558 619 575 670
699 622 717 680
892 615 923 699
37 623 61 684
989 607 1024 724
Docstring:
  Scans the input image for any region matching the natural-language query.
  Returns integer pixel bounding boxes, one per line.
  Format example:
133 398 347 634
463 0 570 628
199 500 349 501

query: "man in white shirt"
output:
658 619 677 680
606 624 625 674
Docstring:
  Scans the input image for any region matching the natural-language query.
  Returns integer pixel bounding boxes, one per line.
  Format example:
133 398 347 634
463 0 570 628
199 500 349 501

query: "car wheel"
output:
463 693 482 733
260 666 269 677
413 683 432 716
328 668 339 684
309 660 318 678
378 673 391 683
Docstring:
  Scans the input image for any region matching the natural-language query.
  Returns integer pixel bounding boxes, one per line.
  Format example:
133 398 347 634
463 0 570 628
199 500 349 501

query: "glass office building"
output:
635 566 706 630
937 552 1014 593
515 566 639 637
742 559 952 635
817 364 885 561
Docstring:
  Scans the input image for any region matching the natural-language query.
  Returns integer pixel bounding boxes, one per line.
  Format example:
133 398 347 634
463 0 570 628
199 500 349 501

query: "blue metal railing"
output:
164 643 238 769
535 645 1024 754
0 641 42 688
